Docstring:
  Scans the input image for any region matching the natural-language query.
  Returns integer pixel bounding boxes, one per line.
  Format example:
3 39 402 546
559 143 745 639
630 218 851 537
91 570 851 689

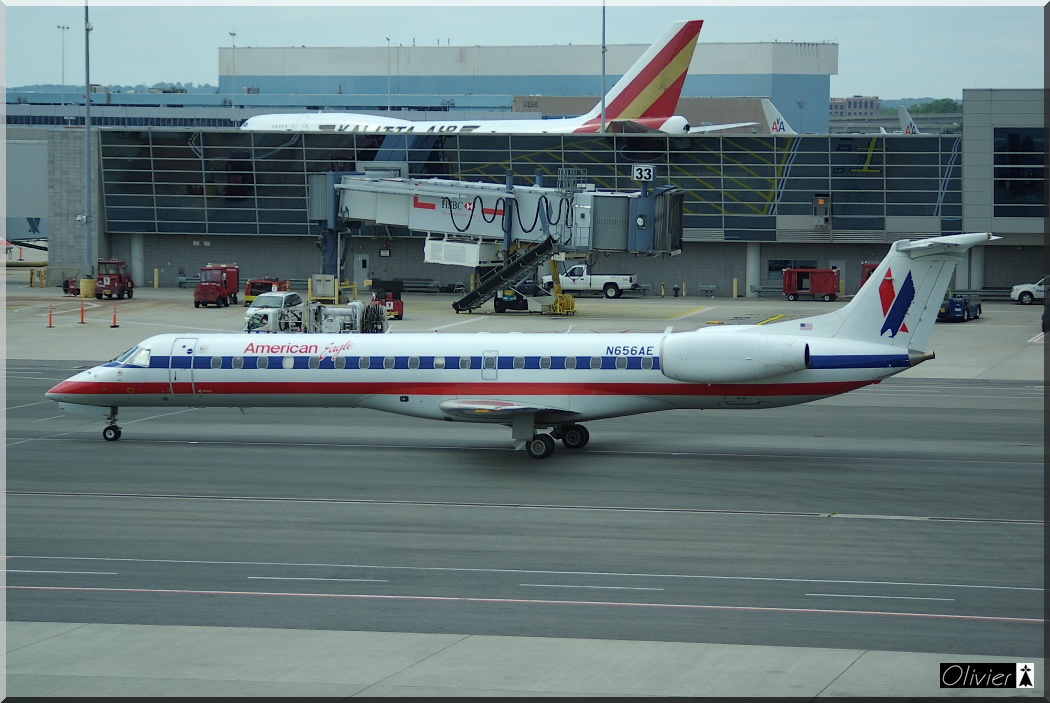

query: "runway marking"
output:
7 401 51 410
247 576 388 583
521 584 665 592
806 593 955 602
418 317 484 332
668 306 712 320
7 585 1042 624
1027 332 1044 343
8 569 118 575
8 490 1042 526
9 556 1043 592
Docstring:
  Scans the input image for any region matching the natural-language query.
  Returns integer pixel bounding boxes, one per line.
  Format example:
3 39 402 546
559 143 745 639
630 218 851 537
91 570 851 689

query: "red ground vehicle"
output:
783 267 839 302
243 277 289 306
194 263 239 308
860 262 878 286
95 259 135 300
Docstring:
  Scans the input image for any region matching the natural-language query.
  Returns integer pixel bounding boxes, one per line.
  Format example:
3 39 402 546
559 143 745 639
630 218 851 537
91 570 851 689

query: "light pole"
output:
385 37 390 111
57 24 69 106
229 31 237 93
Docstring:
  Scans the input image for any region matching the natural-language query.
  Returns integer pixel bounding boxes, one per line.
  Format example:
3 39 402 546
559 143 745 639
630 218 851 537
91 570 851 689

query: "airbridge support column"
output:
745 242 762 298
130 234 144 288
960 246 984 290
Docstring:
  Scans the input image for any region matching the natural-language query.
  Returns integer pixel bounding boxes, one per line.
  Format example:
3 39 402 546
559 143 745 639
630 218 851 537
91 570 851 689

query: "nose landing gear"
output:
103 408 122 441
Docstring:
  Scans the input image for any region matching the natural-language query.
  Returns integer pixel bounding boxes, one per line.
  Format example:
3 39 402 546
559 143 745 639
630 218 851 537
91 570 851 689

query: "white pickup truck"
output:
541 263 645 299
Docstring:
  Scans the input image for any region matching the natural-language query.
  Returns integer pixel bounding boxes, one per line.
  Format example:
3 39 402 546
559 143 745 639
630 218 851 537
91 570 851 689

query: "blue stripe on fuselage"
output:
808 354 911 370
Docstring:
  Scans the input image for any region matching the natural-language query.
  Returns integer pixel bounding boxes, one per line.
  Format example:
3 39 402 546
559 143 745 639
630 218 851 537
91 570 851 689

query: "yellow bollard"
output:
732 278 738 298
154 268 160 288
682 282 687 298
660 282 665 297
29 268 35 287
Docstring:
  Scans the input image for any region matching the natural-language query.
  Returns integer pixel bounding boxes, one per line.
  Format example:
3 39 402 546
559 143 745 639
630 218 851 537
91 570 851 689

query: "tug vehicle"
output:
95 259 135 300
194 263 239 307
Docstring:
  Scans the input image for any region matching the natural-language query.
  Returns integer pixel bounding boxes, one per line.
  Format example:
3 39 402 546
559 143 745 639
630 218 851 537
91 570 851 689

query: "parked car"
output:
1010 277 1045 305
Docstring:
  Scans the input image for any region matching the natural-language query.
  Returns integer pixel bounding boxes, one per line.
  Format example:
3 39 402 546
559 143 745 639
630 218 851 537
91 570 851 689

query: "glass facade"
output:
98 130 982 240
992 127 1045 218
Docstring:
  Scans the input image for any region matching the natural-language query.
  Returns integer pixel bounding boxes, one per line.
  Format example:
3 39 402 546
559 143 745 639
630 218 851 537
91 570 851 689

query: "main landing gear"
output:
103 407 122 441
521 423 590 459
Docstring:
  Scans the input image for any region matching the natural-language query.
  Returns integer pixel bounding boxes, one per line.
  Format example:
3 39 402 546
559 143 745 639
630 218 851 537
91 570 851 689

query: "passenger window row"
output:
200 355 658 370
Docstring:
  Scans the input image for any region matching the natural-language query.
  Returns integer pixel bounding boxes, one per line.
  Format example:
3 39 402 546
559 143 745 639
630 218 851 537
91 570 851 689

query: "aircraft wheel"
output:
526 433 555 459
561 424 590 450
103 426 122 441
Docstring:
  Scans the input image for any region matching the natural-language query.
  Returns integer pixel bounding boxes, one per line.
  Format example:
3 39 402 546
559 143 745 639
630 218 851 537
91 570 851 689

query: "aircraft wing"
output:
439 398 576 420
687 121 758 134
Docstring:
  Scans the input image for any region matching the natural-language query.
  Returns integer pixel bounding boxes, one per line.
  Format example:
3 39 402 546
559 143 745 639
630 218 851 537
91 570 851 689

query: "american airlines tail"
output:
764 233 998 352
898 105 922 134
760 98 797 134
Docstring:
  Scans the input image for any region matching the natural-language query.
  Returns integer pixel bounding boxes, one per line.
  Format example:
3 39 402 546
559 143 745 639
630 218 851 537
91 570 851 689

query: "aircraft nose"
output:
45 379 77 401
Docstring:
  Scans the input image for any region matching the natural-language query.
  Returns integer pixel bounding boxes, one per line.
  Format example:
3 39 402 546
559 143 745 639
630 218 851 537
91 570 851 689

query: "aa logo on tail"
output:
770 118 787 132
879 268 915 338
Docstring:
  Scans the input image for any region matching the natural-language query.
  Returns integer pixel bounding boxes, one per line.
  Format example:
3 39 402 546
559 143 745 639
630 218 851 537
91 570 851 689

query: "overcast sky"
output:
5 1 1045 100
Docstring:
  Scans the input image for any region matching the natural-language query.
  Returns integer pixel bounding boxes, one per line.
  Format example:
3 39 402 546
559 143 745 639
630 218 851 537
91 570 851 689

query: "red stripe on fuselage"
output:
49 378 873 400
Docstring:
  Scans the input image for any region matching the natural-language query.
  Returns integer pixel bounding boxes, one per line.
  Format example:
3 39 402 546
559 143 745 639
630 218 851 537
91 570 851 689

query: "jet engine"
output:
660 332 810 383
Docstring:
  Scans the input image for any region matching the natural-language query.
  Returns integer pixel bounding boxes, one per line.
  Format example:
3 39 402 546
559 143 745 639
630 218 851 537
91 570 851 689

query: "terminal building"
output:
5 34 1044 298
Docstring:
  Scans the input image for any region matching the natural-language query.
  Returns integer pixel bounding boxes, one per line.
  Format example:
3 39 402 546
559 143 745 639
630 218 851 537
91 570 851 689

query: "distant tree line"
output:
881 98 962 116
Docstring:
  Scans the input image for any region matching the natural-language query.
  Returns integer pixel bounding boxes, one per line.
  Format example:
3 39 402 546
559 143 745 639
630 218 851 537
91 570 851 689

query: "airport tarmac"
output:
5 273 1045 697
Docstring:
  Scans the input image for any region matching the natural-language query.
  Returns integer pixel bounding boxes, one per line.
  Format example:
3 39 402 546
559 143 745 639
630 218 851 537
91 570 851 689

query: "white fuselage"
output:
46 329 910 424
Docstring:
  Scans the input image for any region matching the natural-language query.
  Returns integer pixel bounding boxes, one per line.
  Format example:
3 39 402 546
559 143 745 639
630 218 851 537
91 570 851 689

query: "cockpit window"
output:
114 347 138 363
115 346 151 367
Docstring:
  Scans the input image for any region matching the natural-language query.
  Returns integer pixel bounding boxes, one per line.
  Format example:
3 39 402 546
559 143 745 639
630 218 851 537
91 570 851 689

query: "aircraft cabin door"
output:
482 350 499 381
169 337 198 395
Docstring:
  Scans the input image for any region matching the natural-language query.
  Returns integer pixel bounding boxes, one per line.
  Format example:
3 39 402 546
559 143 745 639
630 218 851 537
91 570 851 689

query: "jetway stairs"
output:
452 236 556 313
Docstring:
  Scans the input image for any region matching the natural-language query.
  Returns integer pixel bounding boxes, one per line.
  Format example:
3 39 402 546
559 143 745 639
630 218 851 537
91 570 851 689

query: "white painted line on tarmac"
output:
247 576 388 583
10 555 1042 591
9 585 1040 624
806 593 955 602
8 569 118 575
521 584 665 591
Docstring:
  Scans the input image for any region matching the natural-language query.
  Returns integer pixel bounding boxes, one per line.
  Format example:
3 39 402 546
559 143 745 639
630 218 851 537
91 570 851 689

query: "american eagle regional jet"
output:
239 20 758 136
47 232 995 459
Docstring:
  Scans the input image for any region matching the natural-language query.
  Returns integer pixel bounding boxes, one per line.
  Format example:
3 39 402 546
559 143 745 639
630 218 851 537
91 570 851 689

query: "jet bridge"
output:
331 170 683 312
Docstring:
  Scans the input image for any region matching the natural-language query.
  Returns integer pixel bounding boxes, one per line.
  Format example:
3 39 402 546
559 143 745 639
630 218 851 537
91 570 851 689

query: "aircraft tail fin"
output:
766 233 998 351
760 98 797 134
898 105 922 134
582 20 703 125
